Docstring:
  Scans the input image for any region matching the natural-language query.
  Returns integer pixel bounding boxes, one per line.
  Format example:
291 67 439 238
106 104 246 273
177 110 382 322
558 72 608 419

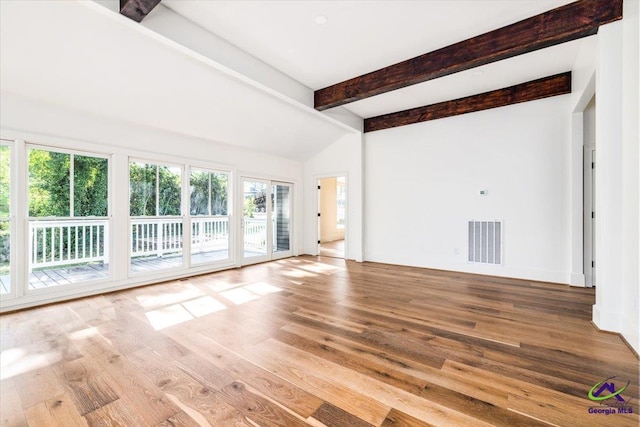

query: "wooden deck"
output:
0 256 637 426
0 250 232 294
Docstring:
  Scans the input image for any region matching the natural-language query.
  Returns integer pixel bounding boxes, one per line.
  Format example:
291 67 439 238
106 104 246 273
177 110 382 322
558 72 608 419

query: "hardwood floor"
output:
319 240 345 258
1 256 638 426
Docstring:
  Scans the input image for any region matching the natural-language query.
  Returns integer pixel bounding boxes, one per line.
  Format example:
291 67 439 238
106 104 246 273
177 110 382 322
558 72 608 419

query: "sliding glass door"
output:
272 182 292 259
242 178 292 265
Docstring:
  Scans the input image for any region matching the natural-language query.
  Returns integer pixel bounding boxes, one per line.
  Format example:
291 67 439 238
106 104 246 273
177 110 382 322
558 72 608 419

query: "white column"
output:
569 112 585 286
593 21 624 332
620 0 640 353
111 153 130 281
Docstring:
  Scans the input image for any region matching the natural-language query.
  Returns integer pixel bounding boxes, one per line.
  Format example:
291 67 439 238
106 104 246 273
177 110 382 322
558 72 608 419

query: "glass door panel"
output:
243 179 268 262
190 169 230 265
272 183 292 257
129 161 183 274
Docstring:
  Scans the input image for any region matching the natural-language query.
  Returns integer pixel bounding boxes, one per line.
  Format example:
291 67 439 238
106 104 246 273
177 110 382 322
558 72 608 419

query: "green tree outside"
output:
0 145 10 274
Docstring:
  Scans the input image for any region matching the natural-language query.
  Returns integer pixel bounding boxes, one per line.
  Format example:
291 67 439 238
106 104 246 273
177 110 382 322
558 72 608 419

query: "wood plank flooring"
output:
319 240 345 259
1 256 638 426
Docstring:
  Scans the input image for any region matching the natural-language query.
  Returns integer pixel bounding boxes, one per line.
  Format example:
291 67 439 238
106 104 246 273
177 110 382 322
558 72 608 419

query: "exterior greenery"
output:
0 153 232 277
129 162 182 216
0 145 10 271
190 170 228 216
29 149 108 217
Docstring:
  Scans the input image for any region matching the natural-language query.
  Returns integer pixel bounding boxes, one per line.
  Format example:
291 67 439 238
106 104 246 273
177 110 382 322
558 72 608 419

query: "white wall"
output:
568 36 598 287
590 0 639 354
620 0 639 353
365 96 572 283
304 133 363 261
0 94 305 310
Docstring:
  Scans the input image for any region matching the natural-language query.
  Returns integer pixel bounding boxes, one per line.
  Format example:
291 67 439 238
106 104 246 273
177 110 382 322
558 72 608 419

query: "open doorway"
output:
318 176 346 258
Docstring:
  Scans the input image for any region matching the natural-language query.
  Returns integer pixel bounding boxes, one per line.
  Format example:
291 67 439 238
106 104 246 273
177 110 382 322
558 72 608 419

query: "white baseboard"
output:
570 273 586 287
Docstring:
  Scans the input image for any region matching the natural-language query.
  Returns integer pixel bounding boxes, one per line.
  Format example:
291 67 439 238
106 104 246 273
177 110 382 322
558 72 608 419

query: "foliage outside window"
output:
28 149 108 217
0 144 10 279
190 170 228 216
129 162 181 216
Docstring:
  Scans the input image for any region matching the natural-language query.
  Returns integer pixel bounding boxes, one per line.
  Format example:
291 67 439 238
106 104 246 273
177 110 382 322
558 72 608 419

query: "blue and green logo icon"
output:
588 376 629 402
587 376 634 415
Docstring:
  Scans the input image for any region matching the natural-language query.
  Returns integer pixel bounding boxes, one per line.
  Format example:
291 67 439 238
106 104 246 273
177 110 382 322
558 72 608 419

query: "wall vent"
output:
468 220 503 265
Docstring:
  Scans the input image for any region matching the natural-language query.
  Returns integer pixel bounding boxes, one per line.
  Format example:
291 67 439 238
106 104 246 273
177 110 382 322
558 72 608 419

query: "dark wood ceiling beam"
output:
120 0 161 23
315 0 621 111
364 72 571 133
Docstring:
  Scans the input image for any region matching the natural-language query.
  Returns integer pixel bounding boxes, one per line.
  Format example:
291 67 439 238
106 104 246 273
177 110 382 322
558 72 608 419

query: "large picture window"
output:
190 169 230 264
27 147 110 289
129 161 183 273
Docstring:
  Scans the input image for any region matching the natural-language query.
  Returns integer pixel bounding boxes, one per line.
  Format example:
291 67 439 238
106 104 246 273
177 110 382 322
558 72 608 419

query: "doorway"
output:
241 178 293 265
317 176 346 258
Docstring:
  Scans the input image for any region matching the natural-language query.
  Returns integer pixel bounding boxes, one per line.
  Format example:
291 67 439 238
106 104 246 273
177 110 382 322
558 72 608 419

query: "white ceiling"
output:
1 0 586 161
162 0 581 117
0 1 352 161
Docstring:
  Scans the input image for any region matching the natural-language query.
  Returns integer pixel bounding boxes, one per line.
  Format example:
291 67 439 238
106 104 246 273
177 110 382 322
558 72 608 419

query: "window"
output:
190 169 230 264
27 147 110 288
129 161 183 273
0 143 11 295
336 176 346 229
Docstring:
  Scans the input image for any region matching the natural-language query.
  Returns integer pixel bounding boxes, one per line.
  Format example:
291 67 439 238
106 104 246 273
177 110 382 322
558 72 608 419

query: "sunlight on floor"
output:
282 268 318 279
136 283 205 309
244 282 282 296
0 347 54 380
205 280 248 293
145 304 195 331
140 279 284 329
297 262 342 275
220 288 261 305
182 296 227 317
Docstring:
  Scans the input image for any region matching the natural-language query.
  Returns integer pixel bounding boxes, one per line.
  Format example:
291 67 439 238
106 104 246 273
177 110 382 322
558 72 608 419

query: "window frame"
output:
26 143 111 220
0 139 15 299
188 166 233 267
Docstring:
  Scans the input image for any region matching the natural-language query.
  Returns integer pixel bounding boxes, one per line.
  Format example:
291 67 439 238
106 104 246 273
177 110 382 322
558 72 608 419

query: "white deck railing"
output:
131 216 232 259
244 217 267 252
131 217 183 258
29 219 109 270
29 216 265 270
192 217 229 254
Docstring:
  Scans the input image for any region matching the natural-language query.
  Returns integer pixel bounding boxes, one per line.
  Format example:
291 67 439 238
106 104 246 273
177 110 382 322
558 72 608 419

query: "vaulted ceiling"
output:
159 0 618 122
1 1 621 160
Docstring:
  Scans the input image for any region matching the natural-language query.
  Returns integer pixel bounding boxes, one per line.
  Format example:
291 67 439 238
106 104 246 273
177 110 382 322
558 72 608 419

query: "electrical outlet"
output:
454 248 460 255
